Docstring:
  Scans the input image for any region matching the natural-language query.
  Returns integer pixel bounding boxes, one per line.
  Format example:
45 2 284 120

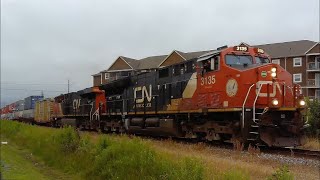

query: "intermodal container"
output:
24 96 44 110
22 109 35 119
15 100 25 111
8 103 16 113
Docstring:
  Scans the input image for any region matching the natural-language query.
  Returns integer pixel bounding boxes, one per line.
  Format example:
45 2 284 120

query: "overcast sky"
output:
1 0 319 106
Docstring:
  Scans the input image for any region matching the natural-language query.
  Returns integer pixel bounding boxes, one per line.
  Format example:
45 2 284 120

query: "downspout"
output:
284 57 287 70
305 55 308 97
100 73 102 85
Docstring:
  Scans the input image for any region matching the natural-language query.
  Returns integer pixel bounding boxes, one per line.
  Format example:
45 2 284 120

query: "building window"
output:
272 59 280 65
293 57 302 67
105 73 109 79
293 73 302 83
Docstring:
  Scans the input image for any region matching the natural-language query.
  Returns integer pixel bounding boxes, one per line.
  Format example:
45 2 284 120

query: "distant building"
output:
92 40 320 100
256 40 319 100
92 50 209 86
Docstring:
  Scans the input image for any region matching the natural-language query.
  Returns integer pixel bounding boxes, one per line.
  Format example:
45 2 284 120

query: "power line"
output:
1 88 65 92
1 82 73 86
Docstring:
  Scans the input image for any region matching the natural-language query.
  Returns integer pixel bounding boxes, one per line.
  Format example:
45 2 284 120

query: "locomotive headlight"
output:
272 99 279 106
271 67 277 78
299 100 306 106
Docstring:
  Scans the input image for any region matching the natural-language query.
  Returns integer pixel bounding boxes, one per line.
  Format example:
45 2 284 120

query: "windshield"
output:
225 55 253 66
255 56 270 64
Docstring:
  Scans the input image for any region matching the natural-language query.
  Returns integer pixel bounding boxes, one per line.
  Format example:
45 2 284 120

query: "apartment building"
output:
257 40 319 100
92 50 209 86
92 40 319 100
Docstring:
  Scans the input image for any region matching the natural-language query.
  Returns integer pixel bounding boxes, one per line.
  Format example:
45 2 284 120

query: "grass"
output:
144 138 319 180
0 140 75 180
0 120 204 180
1 120 315 179
301 137 320 151
1 143 49 180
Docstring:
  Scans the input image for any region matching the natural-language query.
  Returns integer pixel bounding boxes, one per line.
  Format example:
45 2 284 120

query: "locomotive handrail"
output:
242 84 255 128
253 84 263 123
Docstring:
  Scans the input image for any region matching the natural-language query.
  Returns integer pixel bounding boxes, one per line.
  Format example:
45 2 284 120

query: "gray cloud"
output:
1 0 319 106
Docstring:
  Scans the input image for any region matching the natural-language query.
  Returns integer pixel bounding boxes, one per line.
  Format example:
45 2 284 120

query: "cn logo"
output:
256 81 282 97
134 85 152 103
73 99 81 110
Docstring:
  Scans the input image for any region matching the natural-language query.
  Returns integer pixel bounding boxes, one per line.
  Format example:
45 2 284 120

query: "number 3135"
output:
201 75 216 85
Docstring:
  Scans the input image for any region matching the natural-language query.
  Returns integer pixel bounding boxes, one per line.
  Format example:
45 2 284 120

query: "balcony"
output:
107 75 129 82
309 96 320 101
307 62 320 72
306 79 320 88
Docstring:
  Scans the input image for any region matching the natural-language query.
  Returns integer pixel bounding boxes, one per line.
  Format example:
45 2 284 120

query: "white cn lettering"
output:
73 99 81 110
134 85 152 103
256 81 282 97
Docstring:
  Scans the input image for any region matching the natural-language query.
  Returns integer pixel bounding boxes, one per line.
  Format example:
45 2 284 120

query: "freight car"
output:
0 96 43 123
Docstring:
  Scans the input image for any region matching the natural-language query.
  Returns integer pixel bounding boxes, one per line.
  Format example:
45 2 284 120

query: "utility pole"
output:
41 90 44 97
68 79 70 93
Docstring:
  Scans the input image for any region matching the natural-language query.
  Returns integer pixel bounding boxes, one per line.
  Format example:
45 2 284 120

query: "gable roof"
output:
255 40 317 58
104 50 212 72
305 42 320 54
120 56 139 69
180 50 211 60
158 50 186 67
138 55 168 69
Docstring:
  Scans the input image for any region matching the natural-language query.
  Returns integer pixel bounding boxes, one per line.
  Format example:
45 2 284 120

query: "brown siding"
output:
285 56 306 86
101 72 108 84
308 73 315 79
160 51 185 67
307 44 320 54
109 57 132 71
307 89 315 96
93 75 101 86
271 58 285 69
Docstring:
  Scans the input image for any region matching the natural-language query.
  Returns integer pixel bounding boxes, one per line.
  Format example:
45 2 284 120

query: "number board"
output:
233 46 248 52
255 48 264 54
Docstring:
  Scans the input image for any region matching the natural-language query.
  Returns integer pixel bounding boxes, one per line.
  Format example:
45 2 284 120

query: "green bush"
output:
268 165 294 180
221 169 250 180
0 120 204 180
54 127 80 153
306 98 320 136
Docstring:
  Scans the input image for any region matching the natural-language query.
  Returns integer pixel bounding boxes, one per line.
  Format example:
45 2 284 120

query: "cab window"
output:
225 55 253 66
255 56 270 64
201 56 220 74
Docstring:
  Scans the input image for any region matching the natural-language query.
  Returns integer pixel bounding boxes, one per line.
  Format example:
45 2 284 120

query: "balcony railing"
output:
307 62 320 71
309 96 320 101
307 79 320 87
107 75 129 82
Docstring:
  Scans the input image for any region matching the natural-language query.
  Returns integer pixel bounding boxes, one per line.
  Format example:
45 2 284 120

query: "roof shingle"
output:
255 40 317 58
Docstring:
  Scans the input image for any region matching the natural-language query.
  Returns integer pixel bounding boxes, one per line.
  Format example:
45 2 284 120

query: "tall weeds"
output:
0 120 204 180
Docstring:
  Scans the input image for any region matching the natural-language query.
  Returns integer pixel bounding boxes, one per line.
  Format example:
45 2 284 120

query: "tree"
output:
306 98 320 137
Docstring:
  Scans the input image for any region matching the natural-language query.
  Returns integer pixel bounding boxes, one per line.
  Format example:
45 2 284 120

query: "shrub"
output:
0 121 204 180
54 126 80 153
306 98 320 136
222 169 250 180
268 165 294 180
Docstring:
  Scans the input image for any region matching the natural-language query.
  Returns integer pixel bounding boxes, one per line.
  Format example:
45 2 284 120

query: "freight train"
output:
1 45 308 147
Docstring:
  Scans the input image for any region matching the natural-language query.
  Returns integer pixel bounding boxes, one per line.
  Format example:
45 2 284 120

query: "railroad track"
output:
260 147 320 159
